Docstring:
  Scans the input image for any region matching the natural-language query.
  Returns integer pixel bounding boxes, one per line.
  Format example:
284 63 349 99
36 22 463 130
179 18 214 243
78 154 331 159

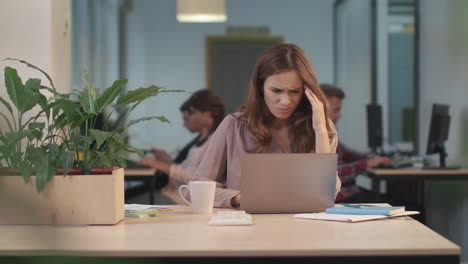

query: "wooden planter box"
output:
0 168 124 225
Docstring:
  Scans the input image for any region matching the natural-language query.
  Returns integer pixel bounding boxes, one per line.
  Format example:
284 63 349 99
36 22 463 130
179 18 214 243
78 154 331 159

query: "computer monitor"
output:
425 103 452 168
367 104 383 154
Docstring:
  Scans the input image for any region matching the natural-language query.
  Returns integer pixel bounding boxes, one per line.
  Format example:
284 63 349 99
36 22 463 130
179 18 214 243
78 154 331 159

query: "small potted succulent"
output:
0 59 180 225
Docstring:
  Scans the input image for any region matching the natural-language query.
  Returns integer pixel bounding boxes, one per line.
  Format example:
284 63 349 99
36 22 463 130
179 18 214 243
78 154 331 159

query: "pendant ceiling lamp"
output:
177 0 227 23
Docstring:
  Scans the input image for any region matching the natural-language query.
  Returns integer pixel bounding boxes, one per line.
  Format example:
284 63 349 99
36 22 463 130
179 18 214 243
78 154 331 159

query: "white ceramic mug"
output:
178 181 216 214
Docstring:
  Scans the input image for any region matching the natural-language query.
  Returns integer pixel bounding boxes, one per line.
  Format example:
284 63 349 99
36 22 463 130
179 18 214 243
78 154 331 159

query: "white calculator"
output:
208 211 253 226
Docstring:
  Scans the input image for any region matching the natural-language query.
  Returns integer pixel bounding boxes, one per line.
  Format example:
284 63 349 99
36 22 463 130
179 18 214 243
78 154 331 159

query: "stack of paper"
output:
294 211 420 223
125 208 159 218
294 204 419 223
124 204 174 218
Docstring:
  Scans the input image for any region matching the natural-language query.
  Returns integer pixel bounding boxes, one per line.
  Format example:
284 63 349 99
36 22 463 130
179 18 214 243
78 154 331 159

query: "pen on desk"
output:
339 203 380 208
339 203 361 208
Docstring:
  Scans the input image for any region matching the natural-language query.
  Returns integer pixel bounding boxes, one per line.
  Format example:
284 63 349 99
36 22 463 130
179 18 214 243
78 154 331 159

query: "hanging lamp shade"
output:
177 0 227 23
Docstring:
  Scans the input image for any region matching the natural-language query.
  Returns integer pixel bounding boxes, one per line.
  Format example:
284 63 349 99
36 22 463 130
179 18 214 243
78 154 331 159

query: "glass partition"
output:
334 0 419 154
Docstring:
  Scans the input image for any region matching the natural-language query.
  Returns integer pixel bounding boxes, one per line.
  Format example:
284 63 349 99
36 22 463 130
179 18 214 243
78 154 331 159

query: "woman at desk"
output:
188 44 341 208
140 89 225 187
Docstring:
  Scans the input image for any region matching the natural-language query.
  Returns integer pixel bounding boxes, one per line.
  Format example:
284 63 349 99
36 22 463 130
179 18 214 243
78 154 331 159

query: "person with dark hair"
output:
186 44 341 208
140 89 225 187
320 83 391 203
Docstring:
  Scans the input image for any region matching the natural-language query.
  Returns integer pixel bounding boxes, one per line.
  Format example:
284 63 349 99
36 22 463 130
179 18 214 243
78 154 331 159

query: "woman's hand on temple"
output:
304 88 327 134
304 87 331 153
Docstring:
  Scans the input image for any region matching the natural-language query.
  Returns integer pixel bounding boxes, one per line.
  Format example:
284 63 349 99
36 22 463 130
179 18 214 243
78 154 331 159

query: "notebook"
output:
326 204 405 216
240 153 337 214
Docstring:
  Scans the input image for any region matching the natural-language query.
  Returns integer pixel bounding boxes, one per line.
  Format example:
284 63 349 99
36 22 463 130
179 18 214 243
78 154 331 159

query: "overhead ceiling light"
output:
177 0 227 23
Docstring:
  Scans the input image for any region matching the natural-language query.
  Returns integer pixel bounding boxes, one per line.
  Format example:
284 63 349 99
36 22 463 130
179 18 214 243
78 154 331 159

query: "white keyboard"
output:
208 211 253 226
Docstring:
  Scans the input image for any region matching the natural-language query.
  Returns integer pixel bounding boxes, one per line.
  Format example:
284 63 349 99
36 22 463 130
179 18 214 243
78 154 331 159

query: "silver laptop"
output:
240 153 337 214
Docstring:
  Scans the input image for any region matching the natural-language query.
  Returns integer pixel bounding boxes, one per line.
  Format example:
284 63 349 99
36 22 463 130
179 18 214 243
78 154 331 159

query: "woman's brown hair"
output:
238 43 333 153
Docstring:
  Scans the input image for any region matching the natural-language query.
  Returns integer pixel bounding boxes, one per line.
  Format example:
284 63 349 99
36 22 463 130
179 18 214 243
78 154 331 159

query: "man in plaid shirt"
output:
320 84 391 203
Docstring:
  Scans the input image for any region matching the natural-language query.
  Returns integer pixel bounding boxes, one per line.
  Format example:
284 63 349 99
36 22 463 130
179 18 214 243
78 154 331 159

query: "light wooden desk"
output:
0 206 460 263
366 168 468 222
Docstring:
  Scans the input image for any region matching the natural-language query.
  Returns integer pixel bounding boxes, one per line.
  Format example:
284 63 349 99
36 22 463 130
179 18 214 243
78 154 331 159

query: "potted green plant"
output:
0 59 180 225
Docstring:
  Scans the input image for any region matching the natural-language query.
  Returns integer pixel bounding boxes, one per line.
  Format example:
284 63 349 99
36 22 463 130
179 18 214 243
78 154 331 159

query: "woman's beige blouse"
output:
189 113 341 208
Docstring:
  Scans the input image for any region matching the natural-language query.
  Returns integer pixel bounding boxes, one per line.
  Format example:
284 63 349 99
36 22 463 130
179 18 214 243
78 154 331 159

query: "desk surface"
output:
124 168 156 176
367 168 468 178
0 206 459 258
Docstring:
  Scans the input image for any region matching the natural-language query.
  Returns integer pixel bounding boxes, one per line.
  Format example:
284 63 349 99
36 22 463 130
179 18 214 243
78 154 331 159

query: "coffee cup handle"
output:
178 185 191 206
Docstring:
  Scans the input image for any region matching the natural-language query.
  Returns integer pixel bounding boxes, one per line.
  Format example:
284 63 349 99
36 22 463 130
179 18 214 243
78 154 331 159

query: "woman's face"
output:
182 111 198 133
189 108 213 129
182 109 212 133
263 70 304 121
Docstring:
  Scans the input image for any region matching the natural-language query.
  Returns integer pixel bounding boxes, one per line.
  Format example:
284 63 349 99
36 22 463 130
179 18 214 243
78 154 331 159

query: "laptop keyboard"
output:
374 156 414 169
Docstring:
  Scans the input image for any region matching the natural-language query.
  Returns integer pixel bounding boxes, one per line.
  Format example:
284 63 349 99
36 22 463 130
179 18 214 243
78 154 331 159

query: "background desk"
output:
124 168 156 177
125 168 185 205
124 168 156 204
0 206 460 263
366 168 468 223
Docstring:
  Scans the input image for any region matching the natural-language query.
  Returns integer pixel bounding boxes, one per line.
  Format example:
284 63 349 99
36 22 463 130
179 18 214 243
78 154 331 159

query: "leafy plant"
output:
0 59 183 192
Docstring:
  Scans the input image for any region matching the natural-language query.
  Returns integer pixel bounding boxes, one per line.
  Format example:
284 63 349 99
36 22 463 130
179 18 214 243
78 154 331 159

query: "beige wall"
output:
51 0 72 94
0 0 71 132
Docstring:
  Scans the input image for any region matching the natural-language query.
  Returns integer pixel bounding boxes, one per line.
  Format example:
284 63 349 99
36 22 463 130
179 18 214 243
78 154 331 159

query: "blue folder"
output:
326 204 405 216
